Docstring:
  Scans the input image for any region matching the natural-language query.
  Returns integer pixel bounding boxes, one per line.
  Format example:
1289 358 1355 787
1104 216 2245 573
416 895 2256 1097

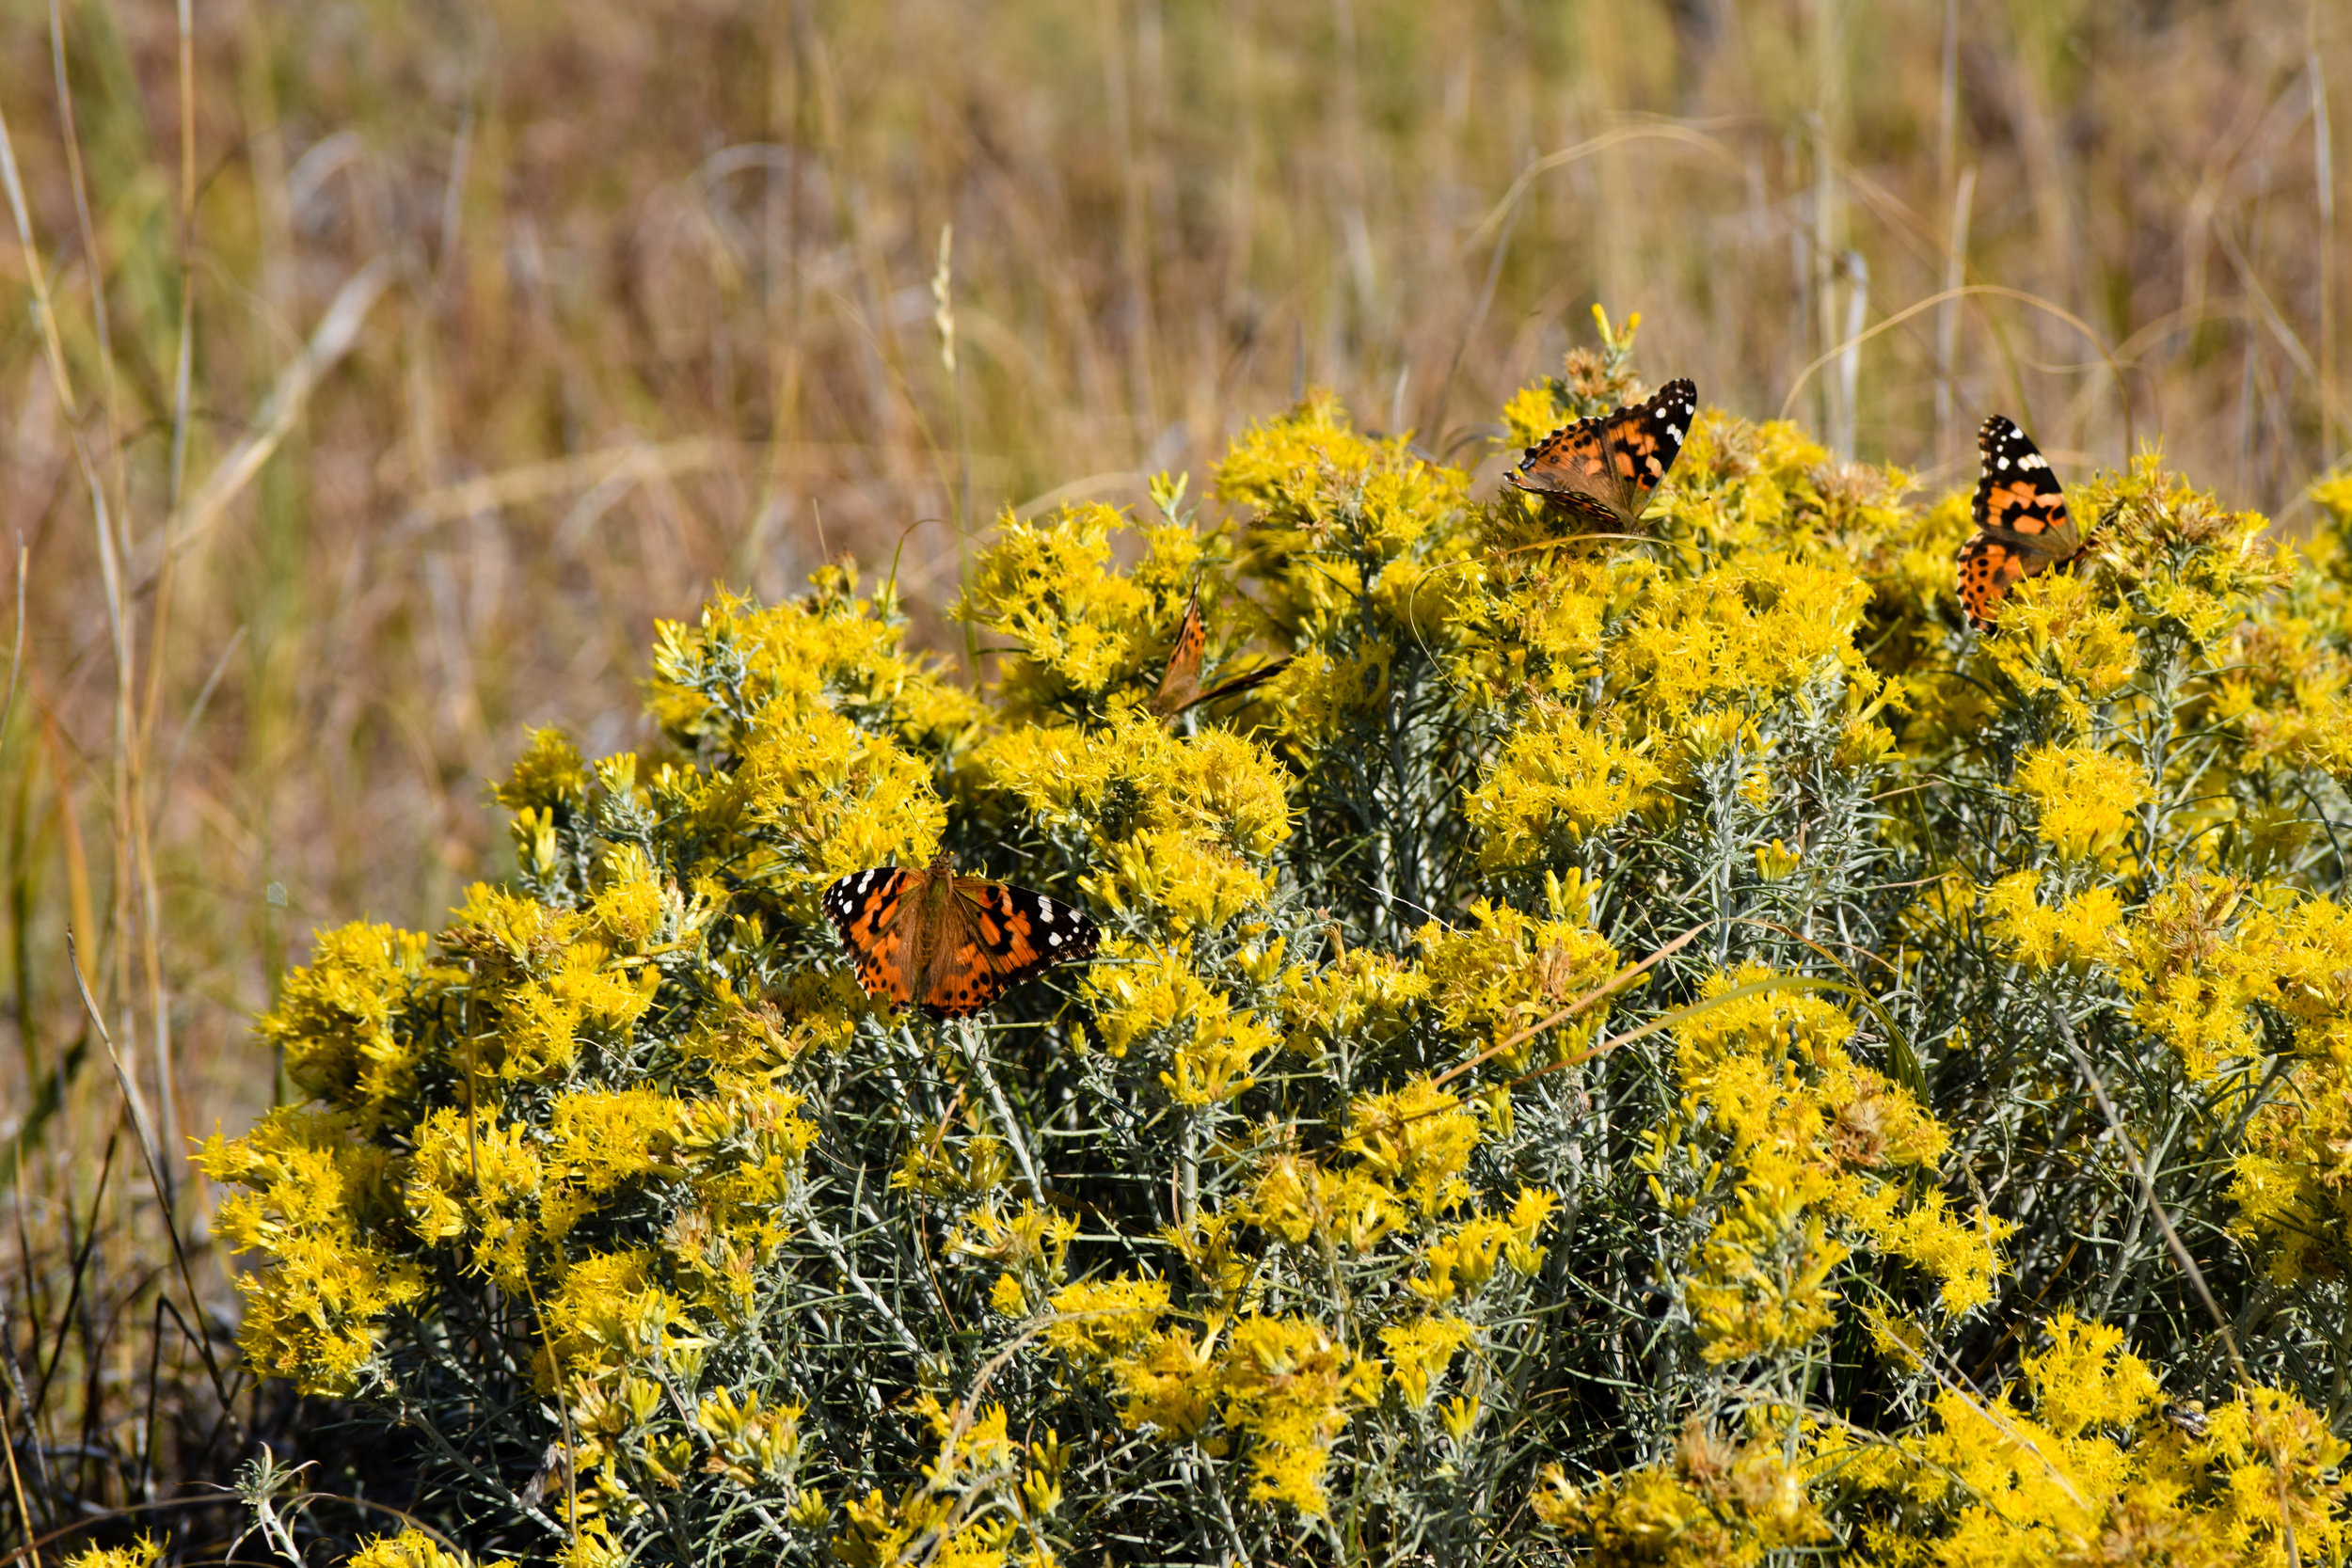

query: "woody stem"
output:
960 1019 1045 1201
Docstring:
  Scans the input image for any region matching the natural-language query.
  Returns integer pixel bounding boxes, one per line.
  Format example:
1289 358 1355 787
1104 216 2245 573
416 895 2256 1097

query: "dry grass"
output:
0 0 2344 1560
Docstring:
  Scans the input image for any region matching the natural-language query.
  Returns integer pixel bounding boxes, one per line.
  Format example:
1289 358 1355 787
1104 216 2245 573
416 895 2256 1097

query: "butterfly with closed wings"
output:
1955 415 2094 632
1507 377 1698 532
1150 586 1291 718
821 853 1100 1020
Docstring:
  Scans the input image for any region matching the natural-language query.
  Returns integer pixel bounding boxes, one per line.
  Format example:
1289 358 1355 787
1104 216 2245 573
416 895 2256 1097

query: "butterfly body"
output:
821 853 1100 1019
1956 415 2091 630
1507 377 1698 531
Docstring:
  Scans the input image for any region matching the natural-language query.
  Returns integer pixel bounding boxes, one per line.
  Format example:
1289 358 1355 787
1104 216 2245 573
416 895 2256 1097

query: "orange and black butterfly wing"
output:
1958 416 2085 630
1152 590 1206 716
821 866 921 1008
1956 534 2032 633
1507 416 1626 528
921 879 1101 1020
1508 377 1697 531
1972 416 2077 550
1596 376 1697 521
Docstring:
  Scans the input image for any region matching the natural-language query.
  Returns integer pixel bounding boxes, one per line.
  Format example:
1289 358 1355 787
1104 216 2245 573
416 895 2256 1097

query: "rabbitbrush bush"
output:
191 336 2352 1568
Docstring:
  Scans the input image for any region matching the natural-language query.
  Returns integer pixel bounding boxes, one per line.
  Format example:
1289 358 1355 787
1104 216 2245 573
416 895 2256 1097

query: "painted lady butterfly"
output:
1151 586 1290 718
1956 415 2091 631
821 853 1100 1019
1507 377 1698 531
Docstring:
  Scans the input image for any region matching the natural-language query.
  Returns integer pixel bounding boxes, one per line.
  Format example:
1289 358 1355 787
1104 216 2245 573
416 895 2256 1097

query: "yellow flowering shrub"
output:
1533 1417 1832 1567
61 1536 167 1568
1838 1313 2346 1567
344 1533 514 1568
209 330 2352 1566
2014 744 2152 862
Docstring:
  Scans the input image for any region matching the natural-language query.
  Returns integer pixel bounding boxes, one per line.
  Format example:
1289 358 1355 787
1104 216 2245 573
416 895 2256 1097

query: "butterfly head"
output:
928 850 958 873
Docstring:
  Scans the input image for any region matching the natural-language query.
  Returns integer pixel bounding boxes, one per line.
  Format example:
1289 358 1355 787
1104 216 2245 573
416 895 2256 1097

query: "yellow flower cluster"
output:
1025 1072 1549 1517
2014 744 2151 862
1533 1417 1831 1567
203 339 2352 1566
345 1532 515 1568
1984 874 2132 974
1417 880 1621 1063
952 504 1185 705
1836 1313 2347 1566
1464 701 1661 863
61 1536 167 1568
831 1400 1058 1568
1652 967 2003 1362
981 710 1290 931
199 1106 425 1388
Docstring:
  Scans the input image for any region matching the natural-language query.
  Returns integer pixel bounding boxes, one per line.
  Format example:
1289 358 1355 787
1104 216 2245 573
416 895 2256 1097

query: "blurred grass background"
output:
0 0 2344 1554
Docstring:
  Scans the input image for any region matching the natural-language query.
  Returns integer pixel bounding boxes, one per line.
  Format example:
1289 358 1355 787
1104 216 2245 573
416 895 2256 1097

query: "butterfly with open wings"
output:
1506 377 1698 532
1955 415 2093 632
1151 586 1291 718
821 853 1100 1019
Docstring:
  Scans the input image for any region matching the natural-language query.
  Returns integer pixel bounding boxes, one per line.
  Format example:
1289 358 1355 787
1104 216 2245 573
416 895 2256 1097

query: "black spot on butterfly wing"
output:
1973 416 2073 539
823 866 920 1007
1598 378 1696 508
819 868 868 935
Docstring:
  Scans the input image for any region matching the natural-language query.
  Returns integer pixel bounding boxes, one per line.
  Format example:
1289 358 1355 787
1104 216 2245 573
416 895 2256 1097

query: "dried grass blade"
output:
63 931 235 1419
140 257 397 585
